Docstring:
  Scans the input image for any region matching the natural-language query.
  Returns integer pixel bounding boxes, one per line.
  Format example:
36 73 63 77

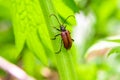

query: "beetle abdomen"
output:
61 30 72 49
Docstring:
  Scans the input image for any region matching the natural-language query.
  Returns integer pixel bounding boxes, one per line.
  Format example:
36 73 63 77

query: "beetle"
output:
50 14 75 54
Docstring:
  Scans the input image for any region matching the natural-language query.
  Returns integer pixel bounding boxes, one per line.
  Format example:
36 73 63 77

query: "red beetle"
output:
50 14 74 54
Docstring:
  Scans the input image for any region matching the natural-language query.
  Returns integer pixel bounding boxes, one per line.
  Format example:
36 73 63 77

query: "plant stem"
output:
39 0 78 80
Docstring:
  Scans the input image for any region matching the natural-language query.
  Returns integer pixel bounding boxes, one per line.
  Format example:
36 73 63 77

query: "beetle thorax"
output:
60 26 66 31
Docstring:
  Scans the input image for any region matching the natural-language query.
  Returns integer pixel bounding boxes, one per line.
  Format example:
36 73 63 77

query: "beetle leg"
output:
54 27 61 31
64 25 67 28
56 39 62 54
71 39 74 41
51 34 60 40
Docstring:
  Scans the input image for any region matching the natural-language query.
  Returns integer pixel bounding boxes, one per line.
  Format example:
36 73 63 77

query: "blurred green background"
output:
0 0 120 80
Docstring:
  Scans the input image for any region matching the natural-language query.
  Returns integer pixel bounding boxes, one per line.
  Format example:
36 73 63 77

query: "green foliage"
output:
0 0 120 80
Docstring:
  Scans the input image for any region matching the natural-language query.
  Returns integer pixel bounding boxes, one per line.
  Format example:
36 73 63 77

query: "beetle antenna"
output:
62 15 75 26
50 14 61 25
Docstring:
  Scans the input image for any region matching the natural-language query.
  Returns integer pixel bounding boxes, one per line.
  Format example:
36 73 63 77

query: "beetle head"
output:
60 25 66 31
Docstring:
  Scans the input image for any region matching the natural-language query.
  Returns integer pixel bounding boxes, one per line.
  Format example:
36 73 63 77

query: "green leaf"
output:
0 44 18 62
109 46 120 55
39 0 78 80
105 35 120 42
52 0 76 25
22 49 36 76
11 0 26 53
11 0 49 65
62 0 79 13
85 40 120 61
26 27 48 65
